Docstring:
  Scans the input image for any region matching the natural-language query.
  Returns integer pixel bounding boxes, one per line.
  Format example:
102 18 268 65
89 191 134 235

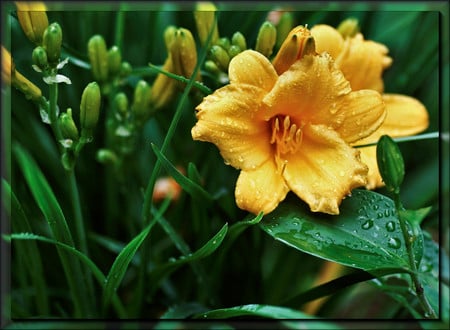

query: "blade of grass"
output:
12 143 89 317
2 180 49 316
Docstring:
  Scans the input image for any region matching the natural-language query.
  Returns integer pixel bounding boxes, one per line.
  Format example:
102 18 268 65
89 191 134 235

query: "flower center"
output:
269 115 303 156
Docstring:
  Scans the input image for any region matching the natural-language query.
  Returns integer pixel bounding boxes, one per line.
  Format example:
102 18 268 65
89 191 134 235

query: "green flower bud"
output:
58 108 79 142
120 61 132 77
227 45 241 59
337 18 360 38
376 135 405 194
16 2 49 45
114 92 129 118
231 31 247 51
275 12 294 49
204 59 220 74
32 46 48 71
216 37 231 51
96 148 118 165
107 45 122 77
209 45 230 71
255 21 277 58
193 2 219 46
80 82 101 138
87 34 109 82
131 80 151 123
43 22 62 64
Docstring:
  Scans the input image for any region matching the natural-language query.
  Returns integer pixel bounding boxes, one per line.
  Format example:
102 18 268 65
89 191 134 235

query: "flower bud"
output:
107 45 122 77
32 46 48 71
337 18 360 38
96 149 118 165
150 57 177 111
2 45 13 85
16 2 49 45
209 45 230 71
43 22 62 64
131 80 151 123
58 108 79 142
216 37 231 51
164 25 177 49
169 28 201 82
193 1 219 46
120 61 132 77
87 34 109 82
227 45 241 59
80 82 101 137
231 31 247 51
114 92 129 118
255 21 277 58
376 135 405 194
204 59 220 75
272 25 315 75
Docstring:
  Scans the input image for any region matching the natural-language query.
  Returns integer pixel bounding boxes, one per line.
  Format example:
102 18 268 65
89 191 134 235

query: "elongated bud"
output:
216 37 231 51
58 108 79 142
169 28 201 83
131 80 151 123
227 45 241 59
120 61 132 77
231 31 247 51
337 18 360 38
96 149 118 165
193 1 219 46
2 45 13 85
209 45 230 71
114 92 129 118
150 57 177 111
376 135 405 194
272 25 315 75
16 2 49 45
80 82 101 138
87 35 109 82
43 22 62 64
164 25 177 49
107 45 122 77
32 46 48 71
255 21 277 58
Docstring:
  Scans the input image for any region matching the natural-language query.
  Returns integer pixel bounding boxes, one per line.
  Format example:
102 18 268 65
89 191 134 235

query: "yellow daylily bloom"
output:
15 2 49 45
192 49 386 215
310 23 429 189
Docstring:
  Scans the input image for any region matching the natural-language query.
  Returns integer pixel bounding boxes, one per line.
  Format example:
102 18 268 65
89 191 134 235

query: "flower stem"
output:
354 132 439 148
394 194 437 319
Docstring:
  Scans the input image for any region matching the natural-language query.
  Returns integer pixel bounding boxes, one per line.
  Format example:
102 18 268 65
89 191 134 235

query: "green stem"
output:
48 82 63 149
394 194 437 319
354 132 439 148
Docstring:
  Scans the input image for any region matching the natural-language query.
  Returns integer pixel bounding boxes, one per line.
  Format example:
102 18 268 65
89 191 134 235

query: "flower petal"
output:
334 89 386 143
358 146 383 190
262 53 352 125
310 24 344 59
192 84 272 170
235 159 289 215
229 50 278 91
283 124 367 215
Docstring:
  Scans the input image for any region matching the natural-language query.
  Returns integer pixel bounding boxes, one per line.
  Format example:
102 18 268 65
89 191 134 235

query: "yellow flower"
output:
15 2 49 45
191 49 385 215
310 24 429 189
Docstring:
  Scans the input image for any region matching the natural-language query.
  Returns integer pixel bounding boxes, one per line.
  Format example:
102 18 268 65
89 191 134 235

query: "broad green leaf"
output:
260 189 421 272
160 302 207 319
149 223 228 295
151 143 213 203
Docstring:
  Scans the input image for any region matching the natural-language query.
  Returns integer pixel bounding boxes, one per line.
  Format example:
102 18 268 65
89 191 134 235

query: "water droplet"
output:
40 108 51 124
377 212 384 219
373 205 379 210
387 237 401 249
384 209 391 217
361 219 374 230
385 221 396 232
212 240 217 245
292 221 299 226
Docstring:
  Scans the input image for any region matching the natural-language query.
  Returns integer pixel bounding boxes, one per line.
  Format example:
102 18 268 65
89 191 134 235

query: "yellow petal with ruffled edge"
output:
310 24 344 59
354 93 429 189
235 158 289 215
283 124 367 215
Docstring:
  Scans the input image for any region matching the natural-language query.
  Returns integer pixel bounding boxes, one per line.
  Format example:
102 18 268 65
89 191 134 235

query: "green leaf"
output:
160 302 207 319
151 143 213 203
149 223 228 295
260 189 421 272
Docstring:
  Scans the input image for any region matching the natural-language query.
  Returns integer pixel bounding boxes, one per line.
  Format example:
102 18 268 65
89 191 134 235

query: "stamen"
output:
269 115 303 156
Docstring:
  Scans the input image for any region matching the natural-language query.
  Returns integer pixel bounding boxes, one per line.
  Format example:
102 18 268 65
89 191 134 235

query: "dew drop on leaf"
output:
361 219 374 230
385 221 396 232
387 237 401 249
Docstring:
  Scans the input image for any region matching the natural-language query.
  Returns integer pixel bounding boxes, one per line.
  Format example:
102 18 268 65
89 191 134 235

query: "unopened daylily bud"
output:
255 21 277 58
209 45 230 71
227 45 241 59
80 82 101 137
216 37 231 51
43 22 62 64
194 1 219 46
58 108 79 142
376 135 405 194
204 59 220 74
164 25 177 49
337 18 360 38
275 12 294 49
150 57 176 110
114 92 129 118
131 80 151 122
2 45 13 85
272 25 315 75
169 28 201 82
87 34 109 82
96 148 118 165
16 2 49 45
107 46 122 77
120 61 132 77
32 46 48 71
231 31 247 51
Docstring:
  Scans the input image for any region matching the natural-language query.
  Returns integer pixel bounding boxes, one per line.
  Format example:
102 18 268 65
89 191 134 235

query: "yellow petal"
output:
262 53 351 124
310 24 344 59
334 89 386 143
358 146 383 190
228 50 278 91
335 34 392 92
235 159 289 215
283 124 367 215
192 84 272 170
